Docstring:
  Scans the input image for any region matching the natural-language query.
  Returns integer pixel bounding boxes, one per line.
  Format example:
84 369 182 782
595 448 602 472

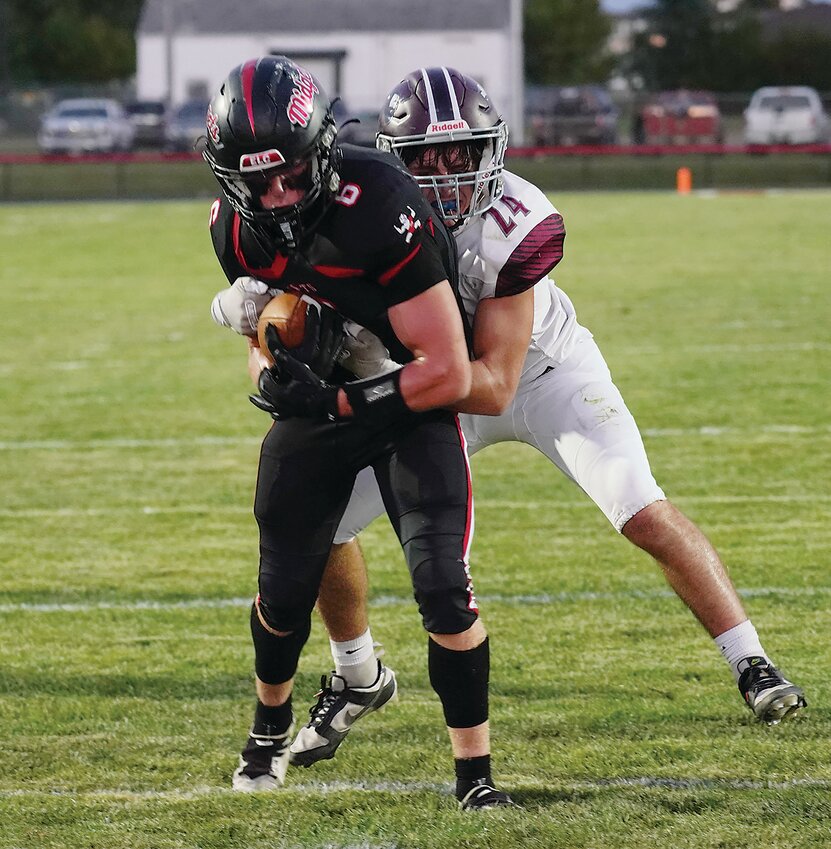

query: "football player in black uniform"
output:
203 56 513 809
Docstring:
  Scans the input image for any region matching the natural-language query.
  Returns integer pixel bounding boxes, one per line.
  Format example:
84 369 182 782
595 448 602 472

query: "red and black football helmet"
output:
377 67 508 229
203 56 340 250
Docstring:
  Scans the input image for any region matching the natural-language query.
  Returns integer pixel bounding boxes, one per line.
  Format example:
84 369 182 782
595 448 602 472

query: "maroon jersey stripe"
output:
495 213 565 297
241 59 258 135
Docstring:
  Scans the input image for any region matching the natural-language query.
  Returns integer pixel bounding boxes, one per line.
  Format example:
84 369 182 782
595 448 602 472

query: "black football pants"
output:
252 411 477 684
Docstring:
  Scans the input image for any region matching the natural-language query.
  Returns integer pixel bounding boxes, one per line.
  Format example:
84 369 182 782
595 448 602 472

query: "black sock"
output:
455 754 492 799
252 698 293 737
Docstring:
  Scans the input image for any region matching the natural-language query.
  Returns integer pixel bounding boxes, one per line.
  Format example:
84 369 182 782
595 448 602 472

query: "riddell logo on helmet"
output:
287 69 318 127
427 119 470 134
239 149 286 171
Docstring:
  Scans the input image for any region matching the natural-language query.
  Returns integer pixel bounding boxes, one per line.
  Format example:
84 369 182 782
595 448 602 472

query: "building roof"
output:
759 4 831 39
138 0 511 34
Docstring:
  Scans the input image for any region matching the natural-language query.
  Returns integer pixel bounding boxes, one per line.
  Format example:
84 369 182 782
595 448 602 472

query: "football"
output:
257 292 307 360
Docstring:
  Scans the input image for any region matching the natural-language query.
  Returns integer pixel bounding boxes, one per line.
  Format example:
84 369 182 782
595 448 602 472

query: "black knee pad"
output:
416 586 479 634
249 600 312 685
428 636 489 728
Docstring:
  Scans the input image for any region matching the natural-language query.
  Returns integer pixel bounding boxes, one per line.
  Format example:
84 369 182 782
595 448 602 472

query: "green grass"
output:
1 192 830 848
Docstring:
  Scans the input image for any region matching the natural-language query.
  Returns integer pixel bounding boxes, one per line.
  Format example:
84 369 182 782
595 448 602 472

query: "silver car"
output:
38 98 136 154
744 86 831 145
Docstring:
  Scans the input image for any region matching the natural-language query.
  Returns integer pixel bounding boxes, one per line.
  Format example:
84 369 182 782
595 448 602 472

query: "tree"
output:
6 0 143 83
524 0 614 84
628 0 831 92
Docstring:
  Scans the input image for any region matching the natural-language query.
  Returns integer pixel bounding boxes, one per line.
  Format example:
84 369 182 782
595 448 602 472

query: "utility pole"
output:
0 0 10 101
163 0 174 106
509 0 525 145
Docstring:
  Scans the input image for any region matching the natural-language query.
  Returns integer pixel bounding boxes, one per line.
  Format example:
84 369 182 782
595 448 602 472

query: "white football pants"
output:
334 327 665 543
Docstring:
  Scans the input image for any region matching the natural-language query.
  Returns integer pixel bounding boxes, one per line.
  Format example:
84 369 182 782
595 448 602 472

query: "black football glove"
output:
293 299 346 380
249 324 340 420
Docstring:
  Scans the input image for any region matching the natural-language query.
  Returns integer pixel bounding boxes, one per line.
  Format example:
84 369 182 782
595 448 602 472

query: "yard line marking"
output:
0 435 263 451
1 424 830 451
1 492 829 519
2 585 828 615
615 341 830 356
2 775 828 801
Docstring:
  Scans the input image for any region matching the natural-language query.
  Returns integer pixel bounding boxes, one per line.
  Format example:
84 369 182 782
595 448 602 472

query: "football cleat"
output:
289 661 397 767
458 779 517 811
738 656 806 725
231 723 294 791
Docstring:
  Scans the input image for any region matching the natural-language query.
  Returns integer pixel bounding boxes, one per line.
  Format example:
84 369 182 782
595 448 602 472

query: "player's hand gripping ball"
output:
257 292 308 355
257 292 346 380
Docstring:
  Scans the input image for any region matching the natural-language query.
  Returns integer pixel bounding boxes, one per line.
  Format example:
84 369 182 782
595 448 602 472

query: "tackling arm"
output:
455 288 534 416
334 280 471 418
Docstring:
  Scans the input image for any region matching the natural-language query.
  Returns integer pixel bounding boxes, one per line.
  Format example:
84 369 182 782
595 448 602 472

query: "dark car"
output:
528 84 619 146
635 90 723 145
126 100 167 148
165 100 208 152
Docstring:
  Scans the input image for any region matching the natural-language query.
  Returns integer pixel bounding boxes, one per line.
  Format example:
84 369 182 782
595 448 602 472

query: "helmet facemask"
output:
379 122 508 230
204 113 340 251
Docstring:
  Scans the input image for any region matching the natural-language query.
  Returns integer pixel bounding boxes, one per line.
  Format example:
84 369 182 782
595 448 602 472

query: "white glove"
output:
210 276 278 336
339 321 400 378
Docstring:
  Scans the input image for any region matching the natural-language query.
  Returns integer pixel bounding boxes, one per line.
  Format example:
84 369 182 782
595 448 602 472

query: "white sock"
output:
714 619 770 682
330 628 378 688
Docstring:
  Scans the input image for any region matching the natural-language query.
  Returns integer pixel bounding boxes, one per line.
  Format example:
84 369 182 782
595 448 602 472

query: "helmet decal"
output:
206 105 221 145
240 59 259 135
426 119 470 135
239 149 286 171
287 68 318 127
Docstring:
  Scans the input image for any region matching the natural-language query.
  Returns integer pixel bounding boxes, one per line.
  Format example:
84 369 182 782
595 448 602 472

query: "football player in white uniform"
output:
215 68 806 786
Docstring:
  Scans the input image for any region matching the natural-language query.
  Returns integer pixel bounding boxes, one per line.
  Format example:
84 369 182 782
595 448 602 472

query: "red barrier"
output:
0 143 830 165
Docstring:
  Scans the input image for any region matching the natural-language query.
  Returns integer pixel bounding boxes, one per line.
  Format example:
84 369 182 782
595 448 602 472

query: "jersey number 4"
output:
485 195 530 236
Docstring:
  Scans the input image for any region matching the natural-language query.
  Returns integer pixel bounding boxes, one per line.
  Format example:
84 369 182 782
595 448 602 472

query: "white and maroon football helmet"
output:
377 67 508 228
203 55 340 250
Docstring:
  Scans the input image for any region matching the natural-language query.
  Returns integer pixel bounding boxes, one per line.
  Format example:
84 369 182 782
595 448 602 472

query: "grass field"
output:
1 191 829 848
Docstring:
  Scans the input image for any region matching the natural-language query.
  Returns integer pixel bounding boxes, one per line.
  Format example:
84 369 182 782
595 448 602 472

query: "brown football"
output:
257 292 307 361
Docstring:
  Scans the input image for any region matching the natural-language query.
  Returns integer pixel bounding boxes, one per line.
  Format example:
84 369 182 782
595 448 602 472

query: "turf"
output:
1 191 829 848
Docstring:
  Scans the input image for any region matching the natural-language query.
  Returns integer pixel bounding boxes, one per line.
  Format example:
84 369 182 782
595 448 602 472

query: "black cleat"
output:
738 656 806 725
458 779 517 810
232 723 294 791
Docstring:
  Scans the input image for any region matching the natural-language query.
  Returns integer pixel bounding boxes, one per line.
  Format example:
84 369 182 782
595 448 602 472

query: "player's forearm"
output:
335 354 470 418
452 359 516 415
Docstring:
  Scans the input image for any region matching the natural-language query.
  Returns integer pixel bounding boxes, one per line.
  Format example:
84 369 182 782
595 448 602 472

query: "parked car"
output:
635 90 723 145
528 84 619 146
126 100 167 148
37 98 135 154
744 86 831 145
165 100 208 151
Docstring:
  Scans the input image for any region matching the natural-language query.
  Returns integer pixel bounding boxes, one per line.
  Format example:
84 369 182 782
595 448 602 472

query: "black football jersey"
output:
209 145 463 363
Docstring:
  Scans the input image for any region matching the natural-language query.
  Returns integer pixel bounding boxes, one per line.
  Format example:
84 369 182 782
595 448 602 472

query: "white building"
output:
136 0 525 142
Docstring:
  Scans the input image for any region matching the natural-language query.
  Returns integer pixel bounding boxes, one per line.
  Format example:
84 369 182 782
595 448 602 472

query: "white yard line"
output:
1 775 828 801
1 585 827 615
1 492 829 519
1 423 830 451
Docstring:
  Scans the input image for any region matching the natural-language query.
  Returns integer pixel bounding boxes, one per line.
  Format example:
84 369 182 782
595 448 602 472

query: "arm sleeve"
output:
495 213 566 297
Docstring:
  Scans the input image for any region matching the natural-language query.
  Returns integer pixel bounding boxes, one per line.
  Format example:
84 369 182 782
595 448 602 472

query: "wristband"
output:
342 367 410 427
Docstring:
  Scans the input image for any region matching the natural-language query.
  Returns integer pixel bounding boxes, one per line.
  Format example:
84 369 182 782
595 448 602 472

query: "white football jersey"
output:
455 170 582 381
